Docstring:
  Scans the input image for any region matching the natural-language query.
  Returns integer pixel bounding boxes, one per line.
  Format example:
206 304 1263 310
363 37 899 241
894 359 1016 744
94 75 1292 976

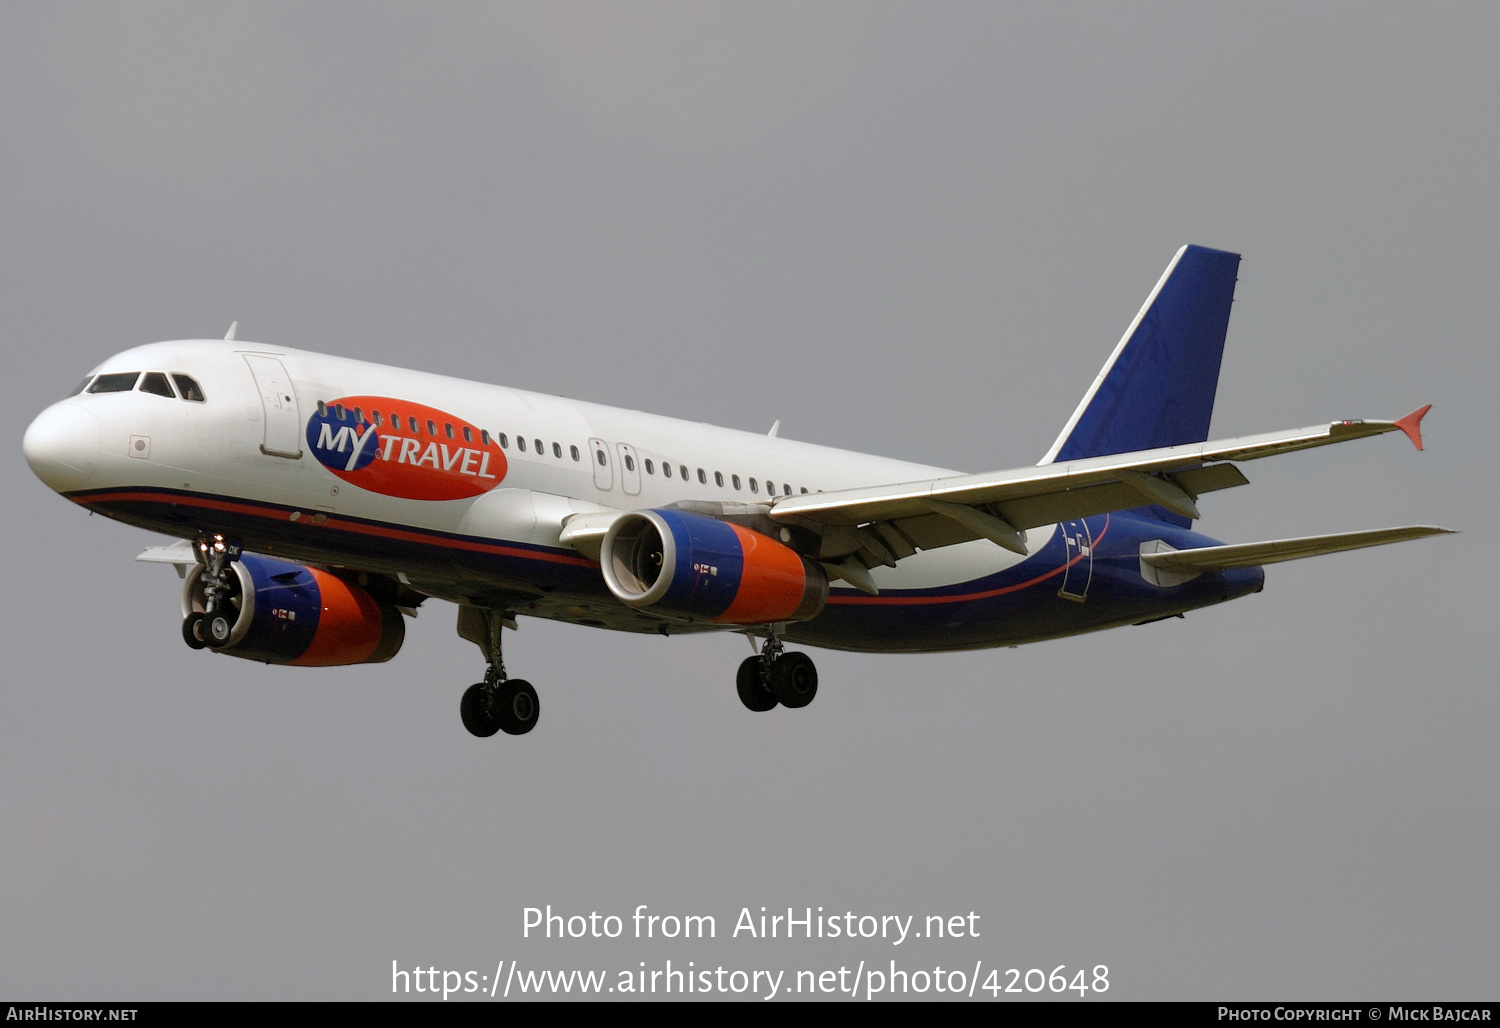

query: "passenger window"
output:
553 442 562 458
697 468 706 484
169 374 204 401
336 404 347 420
784 484 792 496
800 487 808 494
732 475 741 490
596 449 607 466
766 481 775 495
534 438 543 454
498 433 508 448
445 423 455 439
426 419 436 435
88 372 140 393
749 478 758 493
680 465 689 480
625 455 635 471
372 411 383 426
644 459 654 475
481 430 492 445
408 416 419 433
570 445 580 461
463 426 473 442
663 463 673 479
714 471 723 487
518 437 527 452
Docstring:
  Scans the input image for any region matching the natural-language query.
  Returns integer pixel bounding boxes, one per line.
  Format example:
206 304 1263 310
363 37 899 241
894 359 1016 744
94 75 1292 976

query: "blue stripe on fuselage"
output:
73 488 1263 653
787 512 1264 652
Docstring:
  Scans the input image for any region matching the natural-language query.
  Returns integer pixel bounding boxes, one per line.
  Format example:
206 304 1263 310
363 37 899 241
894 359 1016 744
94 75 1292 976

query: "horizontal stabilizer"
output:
1141 525 1454 574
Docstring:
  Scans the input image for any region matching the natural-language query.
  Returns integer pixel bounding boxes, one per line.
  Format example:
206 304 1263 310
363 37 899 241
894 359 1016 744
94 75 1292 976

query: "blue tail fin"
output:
1040 244 1241 525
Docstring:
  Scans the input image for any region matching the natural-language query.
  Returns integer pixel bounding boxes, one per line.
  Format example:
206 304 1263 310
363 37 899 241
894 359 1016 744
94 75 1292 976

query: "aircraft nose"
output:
23 401 100 492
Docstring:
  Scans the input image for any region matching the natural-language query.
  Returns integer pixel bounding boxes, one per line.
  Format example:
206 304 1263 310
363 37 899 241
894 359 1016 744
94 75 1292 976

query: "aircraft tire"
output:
736 655 778 712
769 652 818 709
182 613 207 650
205 611 233 648
460 683 502 738
496 679 540 736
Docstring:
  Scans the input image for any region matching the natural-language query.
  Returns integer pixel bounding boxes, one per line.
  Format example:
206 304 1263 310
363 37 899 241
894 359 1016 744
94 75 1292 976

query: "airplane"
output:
22 245 1451 738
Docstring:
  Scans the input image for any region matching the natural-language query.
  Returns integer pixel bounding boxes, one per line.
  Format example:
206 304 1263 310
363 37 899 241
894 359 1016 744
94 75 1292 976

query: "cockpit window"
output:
172 374 205 402
88 372 140 393
139 372 175 398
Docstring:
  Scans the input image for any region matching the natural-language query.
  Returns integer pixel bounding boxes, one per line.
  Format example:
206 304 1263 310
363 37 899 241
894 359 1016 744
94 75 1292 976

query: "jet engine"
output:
182 552 405 665
600 509 827 624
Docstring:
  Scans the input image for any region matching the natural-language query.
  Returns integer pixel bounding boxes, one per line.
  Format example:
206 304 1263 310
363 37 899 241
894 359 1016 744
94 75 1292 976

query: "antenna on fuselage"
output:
224 321 238 341
767 420 780 438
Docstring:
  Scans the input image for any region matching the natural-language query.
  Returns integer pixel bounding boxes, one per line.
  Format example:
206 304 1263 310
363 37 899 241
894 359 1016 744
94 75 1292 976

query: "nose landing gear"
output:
182 533 241 652
735 633 818 712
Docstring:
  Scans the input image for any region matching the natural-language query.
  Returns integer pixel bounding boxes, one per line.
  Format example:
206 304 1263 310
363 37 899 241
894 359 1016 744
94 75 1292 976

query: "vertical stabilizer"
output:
1041 245 1241 470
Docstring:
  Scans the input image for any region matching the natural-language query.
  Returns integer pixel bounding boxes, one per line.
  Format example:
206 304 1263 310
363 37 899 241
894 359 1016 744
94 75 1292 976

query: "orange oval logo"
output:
306 396 507 501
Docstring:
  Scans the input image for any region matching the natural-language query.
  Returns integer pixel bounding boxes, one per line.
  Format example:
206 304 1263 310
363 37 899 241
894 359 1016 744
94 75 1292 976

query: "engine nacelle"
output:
600 509 827 624
183 552 405 666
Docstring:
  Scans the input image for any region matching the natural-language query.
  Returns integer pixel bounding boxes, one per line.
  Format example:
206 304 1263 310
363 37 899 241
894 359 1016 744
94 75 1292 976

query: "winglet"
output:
1393 404 1431 451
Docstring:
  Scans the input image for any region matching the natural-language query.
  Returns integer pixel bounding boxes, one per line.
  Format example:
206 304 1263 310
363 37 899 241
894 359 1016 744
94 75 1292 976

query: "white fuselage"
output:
29 340 1046 628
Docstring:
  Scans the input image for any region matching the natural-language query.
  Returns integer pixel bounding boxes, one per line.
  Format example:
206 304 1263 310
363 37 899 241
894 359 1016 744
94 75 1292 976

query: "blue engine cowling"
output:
182 552 404 665
599 508 827 624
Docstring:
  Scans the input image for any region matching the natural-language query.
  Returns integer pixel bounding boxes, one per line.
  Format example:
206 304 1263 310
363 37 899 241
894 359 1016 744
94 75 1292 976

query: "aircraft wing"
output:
767 407 1433 568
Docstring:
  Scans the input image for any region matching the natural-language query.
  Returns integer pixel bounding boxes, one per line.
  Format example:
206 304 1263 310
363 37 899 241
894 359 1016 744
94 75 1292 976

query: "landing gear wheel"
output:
460 683 502 738
458 607 538 737
769 651 818 708
204 610 234 648
182 613 206 650
495 679 540 736
736 655 778 712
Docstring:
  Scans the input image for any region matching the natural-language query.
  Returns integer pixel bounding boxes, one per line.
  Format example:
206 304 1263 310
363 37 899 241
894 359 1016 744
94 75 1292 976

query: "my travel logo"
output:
306 395 507 501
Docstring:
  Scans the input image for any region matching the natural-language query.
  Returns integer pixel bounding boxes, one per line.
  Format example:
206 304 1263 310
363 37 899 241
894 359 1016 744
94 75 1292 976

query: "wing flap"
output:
1140 526 1455 573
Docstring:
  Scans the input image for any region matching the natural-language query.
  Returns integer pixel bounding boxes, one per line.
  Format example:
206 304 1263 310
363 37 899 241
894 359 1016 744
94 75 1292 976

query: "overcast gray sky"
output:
2 2 1495 1001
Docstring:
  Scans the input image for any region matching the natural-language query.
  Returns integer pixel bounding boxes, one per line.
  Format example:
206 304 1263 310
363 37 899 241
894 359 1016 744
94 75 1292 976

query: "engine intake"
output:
600 509 827 624
183 552 404 665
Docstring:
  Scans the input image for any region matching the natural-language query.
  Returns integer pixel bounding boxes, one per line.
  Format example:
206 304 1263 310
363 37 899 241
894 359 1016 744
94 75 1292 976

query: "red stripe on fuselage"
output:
825 515 1110 607
68 489 600 569
73 489 1109 610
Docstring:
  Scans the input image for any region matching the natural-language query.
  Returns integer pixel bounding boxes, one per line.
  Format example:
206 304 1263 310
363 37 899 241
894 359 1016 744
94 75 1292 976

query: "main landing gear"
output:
458 606 539 737
736 633 818 713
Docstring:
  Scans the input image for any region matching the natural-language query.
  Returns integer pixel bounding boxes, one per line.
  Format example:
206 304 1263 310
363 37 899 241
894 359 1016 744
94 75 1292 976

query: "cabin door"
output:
243 354 303 458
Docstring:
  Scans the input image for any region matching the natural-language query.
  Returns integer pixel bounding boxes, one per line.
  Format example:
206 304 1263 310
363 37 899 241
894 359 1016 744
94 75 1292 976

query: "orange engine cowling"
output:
183 552 405 665
600 509 827 624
